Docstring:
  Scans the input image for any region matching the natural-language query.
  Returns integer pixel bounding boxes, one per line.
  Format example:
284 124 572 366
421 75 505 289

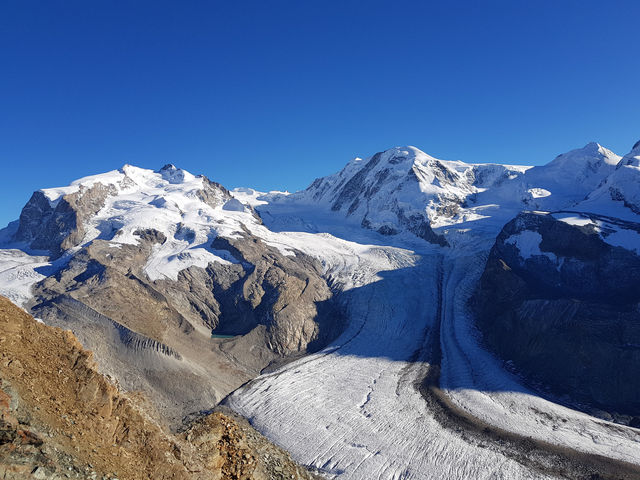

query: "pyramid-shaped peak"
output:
549 142 620 167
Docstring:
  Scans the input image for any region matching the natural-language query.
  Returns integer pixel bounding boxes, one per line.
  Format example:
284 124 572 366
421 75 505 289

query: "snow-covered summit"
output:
577 141 640 218
548 142 619 166
521 142 621 209
39 163 205 206
281 146 518 239
273 142 630 243
10 164 266 280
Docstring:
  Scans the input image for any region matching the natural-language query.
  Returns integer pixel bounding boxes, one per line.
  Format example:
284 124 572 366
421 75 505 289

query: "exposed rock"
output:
133 228 167 244
209 233 343 354
27 220 342 424
473 211 640 418
0 296 321 480
195 176 233 209
15 183 115 258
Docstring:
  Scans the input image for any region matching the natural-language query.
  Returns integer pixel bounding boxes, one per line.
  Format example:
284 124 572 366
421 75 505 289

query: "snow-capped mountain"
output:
292 146 529 241
1 140 640 480
224 141 640 480
1 163 343 425
281 143 623 247
14 163 257 266
519 142 621 209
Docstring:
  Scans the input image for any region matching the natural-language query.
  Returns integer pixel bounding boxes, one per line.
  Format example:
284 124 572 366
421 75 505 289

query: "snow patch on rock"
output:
505 230 557 261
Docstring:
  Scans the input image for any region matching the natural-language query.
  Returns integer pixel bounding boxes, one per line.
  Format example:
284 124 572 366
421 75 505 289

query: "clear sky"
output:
1 1 639 227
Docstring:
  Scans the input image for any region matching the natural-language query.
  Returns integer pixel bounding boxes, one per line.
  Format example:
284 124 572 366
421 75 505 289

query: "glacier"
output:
1 141 640 479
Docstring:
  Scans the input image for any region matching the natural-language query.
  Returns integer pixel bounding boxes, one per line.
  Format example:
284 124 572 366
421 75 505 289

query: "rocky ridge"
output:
0 295 320 480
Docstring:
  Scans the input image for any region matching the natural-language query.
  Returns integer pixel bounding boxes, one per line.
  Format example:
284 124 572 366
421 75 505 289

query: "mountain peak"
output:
380 146 417 165
160 163 177 171
622 140 640 167
548 142 620 168
156 163 192 184
377 146 442 172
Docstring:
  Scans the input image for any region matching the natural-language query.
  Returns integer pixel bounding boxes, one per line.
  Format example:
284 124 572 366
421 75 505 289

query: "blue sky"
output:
1 1 639 227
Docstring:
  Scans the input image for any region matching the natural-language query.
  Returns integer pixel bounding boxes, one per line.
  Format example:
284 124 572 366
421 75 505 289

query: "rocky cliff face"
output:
207 234 341 354
15 183 115 258
473 211 640 421
0 296 320 480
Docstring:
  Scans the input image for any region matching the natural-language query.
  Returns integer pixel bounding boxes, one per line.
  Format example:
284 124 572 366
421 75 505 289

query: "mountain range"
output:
1 140 640 479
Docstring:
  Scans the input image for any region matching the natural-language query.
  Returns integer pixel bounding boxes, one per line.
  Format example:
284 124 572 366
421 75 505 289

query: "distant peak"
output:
555 142 599 158
549 142 620 168
569 142 602 156
384 145 422 156
379 146 439 167
622 140 640 167
119 164 149 175
156 163 197 184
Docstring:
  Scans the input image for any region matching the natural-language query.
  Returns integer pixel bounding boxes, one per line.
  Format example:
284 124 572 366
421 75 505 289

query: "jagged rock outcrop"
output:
15 183 115 258
473 211 640 419
208 234 341 354
0 296 320 479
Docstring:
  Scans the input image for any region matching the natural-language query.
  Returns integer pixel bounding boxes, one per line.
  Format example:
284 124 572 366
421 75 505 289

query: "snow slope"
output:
520 142 621 210
0 249 48 307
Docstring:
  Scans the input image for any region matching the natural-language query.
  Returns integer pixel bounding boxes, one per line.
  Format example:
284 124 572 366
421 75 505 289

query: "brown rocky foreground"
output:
0 296 319 480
